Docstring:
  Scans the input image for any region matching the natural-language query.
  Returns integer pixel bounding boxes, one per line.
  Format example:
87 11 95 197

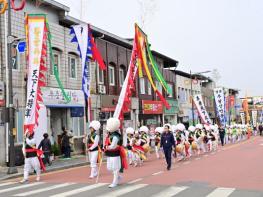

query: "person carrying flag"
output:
104 118 128 188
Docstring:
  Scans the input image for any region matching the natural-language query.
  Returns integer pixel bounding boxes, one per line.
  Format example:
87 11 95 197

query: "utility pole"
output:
7 0 18 174
190 70 195 126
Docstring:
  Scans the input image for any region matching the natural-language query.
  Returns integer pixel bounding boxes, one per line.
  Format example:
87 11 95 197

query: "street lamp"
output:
190 70 211 126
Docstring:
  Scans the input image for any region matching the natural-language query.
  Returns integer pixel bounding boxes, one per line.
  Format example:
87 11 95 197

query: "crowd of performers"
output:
20 117 257 188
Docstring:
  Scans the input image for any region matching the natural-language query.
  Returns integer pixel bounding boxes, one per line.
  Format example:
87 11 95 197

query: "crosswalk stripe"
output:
0 182 44 194
151 186 188 197
49 183 107 197
206 187 235 197
0 182 16 187
97 184 148 197
13 183 75 196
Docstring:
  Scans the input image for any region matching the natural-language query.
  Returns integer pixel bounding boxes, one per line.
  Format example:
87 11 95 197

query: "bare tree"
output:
211 69 221 86
137 0 158 31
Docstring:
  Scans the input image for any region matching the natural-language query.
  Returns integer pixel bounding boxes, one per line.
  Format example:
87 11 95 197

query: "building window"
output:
156 81 162 93
140 78 145 94
119 67 125 87
51 50 60 75
147 80 152 95
167 84 173 98
109 65 115 86
97 66 104 84
68 55 77 78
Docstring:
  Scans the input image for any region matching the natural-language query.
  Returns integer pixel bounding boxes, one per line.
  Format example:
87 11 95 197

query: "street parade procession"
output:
0 0 263 196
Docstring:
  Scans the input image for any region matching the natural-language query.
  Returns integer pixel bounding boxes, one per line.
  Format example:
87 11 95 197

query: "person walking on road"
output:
258 124 263 136
219 125 226 146
38 133 52 166
160 124 176 171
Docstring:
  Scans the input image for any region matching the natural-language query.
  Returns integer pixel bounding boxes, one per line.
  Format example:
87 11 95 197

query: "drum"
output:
143 144 150 153
191 141 198 150
176 144 184 153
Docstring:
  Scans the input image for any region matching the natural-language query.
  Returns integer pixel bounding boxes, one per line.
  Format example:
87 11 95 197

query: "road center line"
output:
152 171 164 176
128 178 143 184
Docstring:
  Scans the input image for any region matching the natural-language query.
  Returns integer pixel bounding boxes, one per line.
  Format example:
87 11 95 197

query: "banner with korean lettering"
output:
214 88 226 126
240 111 245 125
252 110 258 127
24 15 47 134
193 94 212 125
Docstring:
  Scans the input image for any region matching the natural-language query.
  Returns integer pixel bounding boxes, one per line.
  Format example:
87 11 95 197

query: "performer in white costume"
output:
87 120 101 179
20 132 41 183
105 118 127 188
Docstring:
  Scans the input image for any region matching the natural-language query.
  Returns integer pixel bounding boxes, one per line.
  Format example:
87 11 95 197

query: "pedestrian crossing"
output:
0 181 262 197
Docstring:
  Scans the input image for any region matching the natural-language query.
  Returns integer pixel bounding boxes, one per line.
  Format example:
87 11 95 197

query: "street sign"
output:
16 41 26 53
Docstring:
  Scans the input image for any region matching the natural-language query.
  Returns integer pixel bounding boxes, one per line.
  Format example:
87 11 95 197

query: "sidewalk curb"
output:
0 160 89 181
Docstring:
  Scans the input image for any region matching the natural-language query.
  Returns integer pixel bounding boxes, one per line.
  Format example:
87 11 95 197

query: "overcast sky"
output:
57 0 263 97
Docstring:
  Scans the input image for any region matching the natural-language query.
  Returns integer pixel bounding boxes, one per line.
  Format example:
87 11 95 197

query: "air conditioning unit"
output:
98 85 106 94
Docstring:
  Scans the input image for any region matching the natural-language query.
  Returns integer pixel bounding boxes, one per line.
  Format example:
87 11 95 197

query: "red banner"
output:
142 100 163 114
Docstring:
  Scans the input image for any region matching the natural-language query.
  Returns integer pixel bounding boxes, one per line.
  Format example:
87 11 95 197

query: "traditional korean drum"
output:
143 144 150 153
176 144 184 153
191 141 198 150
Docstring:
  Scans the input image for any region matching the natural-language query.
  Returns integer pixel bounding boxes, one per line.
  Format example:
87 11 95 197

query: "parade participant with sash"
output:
87 120 101 179
20 131 44 184
125 127 135 165
154 127 163 159
104 118 128 188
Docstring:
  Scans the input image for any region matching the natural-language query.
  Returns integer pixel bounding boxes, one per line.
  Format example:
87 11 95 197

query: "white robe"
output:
107 136 121 171
88 135 99 168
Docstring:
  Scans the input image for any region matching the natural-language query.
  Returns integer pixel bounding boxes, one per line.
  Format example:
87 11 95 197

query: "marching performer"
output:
175 123 186 161
139 126 150 156
132 130 145 166
20 132 42 183
104 118 128 188
188 126 197 156
195 124 206 154
154 127 163 159
87 120 101 179
125 127 135 165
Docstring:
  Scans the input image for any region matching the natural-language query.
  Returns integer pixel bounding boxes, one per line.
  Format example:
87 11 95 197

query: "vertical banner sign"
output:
214 88 225 125
24 15 47 134
193 94 212 125
240 111 245 125
252 110 257 127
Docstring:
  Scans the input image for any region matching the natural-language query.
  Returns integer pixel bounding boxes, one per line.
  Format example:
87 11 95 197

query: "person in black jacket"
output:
61 127 72 158
161 124 176 170
38 133 52 166
219 125 225 146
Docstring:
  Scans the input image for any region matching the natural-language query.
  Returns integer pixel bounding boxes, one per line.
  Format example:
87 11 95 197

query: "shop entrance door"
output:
50 108 67 144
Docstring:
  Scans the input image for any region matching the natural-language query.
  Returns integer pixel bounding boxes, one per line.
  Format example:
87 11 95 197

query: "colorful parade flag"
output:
214 88 226 126
70 24 106 98
24 14 47 134
193 94 212 125
135 24 170 109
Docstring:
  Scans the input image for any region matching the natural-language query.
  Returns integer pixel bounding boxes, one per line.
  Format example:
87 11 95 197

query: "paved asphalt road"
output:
1 136 263 197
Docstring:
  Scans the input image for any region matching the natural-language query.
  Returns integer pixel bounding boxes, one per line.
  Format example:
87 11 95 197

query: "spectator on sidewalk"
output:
61 127 72 158
38 133 52 166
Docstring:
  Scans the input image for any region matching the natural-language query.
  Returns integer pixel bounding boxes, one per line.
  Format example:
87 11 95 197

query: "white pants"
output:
24 157 41 180
155 146 160 158
89 151 98 177
127 150 133 164
107 156 121 185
